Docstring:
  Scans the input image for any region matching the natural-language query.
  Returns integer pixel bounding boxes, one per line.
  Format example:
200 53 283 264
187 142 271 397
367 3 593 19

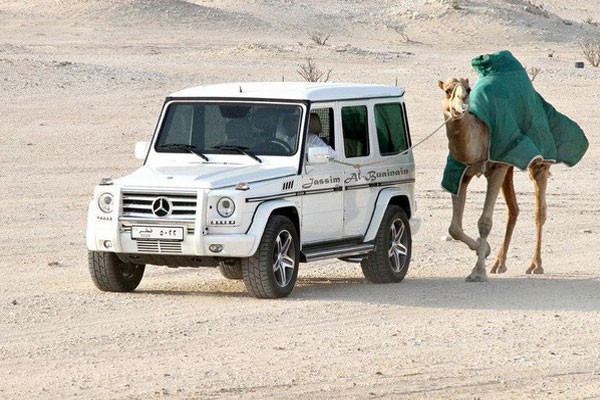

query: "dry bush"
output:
524 1 549 18
309 32 330 46
527 66 541 81
581 40 600 67
444 0 463 10
392 24 409 42
297 58 332 82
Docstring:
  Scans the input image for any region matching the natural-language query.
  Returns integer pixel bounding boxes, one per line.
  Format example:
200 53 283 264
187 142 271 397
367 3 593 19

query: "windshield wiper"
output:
157 144 209 161
212 145 262 163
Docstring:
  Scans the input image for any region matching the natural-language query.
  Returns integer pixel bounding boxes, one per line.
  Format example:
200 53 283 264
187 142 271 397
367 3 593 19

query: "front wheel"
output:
88 251 145 292
361 206 411 283
242 215 299 298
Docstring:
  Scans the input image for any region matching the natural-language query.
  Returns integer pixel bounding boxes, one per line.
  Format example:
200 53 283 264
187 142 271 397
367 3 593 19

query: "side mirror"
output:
307 147 330 164
134 141 150 160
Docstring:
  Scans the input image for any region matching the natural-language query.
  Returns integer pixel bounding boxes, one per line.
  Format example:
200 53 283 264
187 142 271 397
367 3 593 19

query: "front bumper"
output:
87 222 259 259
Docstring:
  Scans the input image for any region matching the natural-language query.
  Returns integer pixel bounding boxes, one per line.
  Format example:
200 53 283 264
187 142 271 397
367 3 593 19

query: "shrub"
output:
581 40 600 67
527 66 541 81
297 58 332 82
309 33 330 46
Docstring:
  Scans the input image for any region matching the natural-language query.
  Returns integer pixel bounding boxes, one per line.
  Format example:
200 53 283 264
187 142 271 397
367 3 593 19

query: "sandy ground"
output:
1 1 600 398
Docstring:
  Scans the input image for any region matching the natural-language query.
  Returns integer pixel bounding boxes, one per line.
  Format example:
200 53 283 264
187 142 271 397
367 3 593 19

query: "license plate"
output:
131 226 184 241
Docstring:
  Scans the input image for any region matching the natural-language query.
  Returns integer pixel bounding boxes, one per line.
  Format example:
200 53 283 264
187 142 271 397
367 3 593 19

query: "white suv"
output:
86 82 422 298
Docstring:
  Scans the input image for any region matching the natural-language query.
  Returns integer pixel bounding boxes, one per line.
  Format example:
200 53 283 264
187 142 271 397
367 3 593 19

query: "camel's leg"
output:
526 162 551 274
491 167 519 274
466 165 509 282
448 174 481 251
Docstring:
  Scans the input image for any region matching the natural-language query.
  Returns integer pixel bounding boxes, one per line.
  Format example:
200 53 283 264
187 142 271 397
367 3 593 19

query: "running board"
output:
301 243 374 262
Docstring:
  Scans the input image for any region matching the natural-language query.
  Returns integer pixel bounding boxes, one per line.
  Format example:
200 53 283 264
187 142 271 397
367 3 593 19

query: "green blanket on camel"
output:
442 50 589 195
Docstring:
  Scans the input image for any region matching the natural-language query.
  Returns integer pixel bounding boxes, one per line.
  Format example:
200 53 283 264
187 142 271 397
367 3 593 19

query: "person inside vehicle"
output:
307 113 336 158
277 114 300 152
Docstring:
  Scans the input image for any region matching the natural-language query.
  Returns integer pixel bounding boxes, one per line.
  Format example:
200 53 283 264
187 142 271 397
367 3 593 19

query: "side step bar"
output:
301 243 374 263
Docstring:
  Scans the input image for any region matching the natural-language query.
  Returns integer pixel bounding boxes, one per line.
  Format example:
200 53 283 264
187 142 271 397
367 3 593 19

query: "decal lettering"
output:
302 176 342 189
345 168 409 184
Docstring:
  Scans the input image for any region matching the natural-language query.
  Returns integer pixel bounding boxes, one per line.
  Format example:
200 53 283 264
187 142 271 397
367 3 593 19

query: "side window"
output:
341 105 369 158
375 103 408 155
309 108 335 150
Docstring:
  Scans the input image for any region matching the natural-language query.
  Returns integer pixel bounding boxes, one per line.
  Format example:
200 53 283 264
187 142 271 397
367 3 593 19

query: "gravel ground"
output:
1 1 599 399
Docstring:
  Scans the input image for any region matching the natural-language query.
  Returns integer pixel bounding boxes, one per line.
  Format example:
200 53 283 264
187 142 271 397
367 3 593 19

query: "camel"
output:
438 78 551 282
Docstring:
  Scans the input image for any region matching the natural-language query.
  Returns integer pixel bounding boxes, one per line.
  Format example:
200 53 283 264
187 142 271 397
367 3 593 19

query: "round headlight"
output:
216 197 235 218
98 193 114 213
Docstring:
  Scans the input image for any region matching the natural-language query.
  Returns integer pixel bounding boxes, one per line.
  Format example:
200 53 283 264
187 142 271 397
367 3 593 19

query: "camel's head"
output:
438 78 471 119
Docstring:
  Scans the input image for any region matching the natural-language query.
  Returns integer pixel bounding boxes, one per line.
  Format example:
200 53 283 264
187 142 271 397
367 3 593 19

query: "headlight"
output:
98 193 114 213
216 197 235 217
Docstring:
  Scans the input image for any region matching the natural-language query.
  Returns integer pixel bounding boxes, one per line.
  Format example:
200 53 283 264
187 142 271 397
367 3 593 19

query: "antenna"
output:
239 85 242 93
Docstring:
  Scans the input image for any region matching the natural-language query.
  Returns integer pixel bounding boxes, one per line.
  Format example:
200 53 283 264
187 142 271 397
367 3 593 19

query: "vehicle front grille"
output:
121 191 197 220
136 240 183 254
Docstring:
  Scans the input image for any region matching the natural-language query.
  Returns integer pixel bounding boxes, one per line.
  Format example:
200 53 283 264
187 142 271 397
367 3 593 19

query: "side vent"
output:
282 180 294 191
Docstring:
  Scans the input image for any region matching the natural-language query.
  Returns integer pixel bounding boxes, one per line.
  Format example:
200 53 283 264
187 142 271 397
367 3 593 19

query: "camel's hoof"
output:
465 274 488 282
490 264 507 274
491 261 508 274
526 266 544 275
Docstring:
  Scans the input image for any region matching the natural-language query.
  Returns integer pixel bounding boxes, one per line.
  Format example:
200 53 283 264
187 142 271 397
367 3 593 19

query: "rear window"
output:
375 103 408 155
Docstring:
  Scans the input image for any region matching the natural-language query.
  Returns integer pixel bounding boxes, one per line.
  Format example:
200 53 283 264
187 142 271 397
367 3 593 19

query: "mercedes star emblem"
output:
152 197 172 217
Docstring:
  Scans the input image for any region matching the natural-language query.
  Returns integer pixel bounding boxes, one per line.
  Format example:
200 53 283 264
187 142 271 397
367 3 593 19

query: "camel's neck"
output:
444 113 489 165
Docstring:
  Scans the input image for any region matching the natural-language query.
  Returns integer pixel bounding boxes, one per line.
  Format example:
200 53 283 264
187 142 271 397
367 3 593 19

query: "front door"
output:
301 162 344 243
300 105 343 243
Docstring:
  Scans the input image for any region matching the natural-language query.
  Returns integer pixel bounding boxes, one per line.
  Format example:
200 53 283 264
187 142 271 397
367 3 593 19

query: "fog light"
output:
209 244 223 253
103 240 113 249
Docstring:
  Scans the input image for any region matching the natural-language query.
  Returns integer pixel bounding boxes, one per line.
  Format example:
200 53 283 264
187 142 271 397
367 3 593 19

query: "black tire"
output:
242 215 299 298
361 206 411 283
218 259 243 280
88 251 145 292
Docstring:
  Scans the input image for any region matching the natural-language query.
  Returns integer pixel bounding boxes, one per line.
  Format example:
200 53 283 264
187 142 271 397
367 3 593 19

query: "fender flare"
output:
246 199 299 255
363 188 414 242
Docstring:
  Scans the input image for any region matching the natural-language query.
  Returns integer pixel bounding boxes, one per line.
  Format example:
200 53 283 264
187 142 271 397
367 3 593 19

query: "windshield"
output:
155 102 302 156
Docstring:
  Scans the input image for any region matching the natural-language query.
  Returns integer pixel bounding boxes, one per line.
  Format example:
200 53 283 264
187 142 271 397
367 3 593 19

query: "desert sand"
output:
1 1 599 398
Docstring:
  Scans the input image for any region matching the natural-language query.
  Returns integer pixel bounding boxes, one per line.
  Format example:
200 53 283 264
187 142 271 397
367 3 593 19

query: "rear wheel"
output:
242 215 299 298
218 259 243 280
361 206 411 283
88 251 145 292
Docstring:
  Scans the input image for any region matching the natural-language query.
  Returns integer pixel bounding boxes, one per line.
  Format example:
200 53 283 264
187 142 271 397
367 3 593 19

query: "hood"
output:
115 163 296 190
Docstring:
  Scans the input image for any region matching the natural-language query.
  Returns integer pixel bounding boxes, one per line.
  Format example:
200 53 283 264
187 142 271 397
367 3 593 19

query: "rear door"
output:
342 99 411 238
339 101 375 238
